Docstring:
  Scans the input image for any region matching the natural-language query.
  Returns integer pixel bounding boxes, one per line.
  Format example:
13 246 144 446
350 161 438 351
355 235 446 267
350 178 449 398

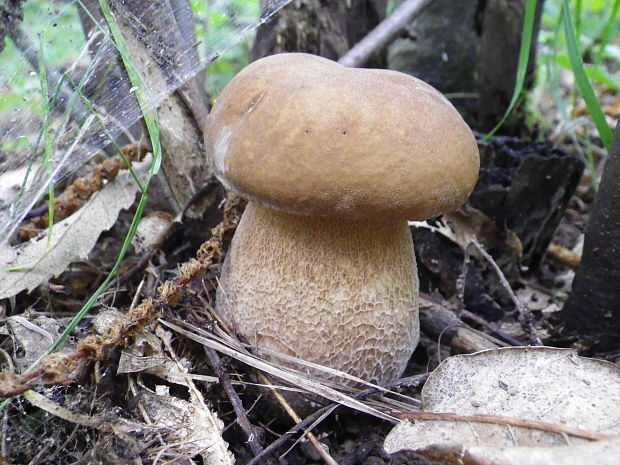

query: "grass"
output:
490 0 617 154
484 0 538 141
561 0 613 149
42 0 164 355
0 0 164 411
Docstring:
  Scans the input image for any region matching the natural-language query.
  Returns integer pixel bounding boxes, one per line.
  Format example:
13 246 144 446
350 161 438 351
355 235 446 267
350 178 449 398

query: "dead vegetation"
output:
1 1 620 464
1 130 618 464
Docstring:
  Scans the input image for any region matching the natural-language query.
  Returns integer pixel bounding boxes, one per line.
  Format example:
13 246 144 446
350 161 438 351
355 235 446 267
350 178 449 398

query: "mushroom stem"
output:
216 202 420 386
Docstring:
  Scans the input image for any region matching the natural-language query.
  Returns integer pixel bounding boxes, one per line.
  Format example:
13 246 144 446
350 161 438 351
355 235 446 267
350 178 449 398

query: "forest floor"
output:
1 51 620 465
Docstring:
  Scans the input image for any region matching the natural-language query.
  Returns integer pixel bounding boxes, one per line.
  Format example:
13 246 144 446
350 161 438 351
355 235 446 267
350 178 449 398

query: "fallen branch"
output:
419 295 506 354
338 0 433 68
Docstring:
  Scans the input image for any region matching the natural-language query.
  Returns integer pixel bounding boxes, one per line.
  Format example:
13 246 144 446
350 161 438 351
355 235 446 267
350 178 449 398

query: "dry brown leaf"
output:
134 385 234 465
0 156 151 299
416 437 620 465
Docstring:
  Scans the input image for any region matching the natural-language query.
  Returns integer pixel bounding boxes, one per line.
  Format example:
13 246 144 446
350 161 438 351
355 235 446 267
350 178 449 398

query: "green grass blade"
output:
483 0 538 141
574 0 582 40
598 0 620 58
62 75 146 192
562 0 613 150
37 38 56 244
99 0 162 176
45 0 164 354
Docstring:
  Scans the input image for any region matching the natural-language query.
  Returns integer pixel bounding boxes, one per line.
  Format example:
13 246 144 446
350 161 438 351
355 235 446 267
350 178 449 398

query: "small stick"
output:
338 0 433 68
249 374 430 465
459 309 524 347
256 372 340 465
471 240 543 346
204 347 265 458
392 411 612 442
455 250 471 312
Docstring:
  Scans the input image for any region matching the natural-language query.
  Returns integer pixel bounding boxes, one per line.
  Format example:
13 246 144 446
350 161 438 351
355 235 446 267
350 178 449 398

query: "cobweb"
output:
0 0 292 247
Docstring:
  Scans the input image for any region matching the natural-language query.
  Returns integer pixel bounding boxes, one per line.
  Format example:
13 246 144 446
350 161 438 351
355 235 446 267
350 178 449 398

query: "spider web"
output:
0 0 292 246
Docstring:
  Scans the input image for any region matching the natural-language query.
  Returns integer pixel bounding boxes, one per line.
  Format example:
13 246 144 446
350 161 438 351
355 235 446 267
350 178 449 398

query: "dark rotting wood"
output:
560 121 620 351
470 134 584 271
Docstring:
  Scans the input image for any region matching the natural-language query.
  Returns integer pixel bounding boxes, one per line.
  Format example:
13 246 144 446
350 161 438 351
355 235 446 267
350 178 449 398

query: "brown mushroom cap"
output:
205 53 479 221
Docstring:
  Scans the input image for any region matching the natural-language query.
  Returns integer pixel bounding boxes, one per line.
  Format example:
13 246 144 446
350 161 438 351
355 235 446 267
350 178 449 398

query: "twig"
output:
22 389 145 434
471 240 543 345
455 250 471 310
381 373 430 394
255 372 340 465
459 309 524 347
249 373 429 465
419 296 505 353
338 0 433 68
204 347 265 458
248 403 338 465
392 411 612 442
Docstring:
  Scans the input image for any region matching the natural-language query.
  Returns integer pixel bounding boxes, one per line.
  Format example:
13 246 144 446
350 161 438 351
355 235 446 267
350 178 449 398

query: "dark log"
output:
412 135 583 327
470 135 584 271
477 0 545 132
560 121 620 350
386 0 480 122
252 0 387 62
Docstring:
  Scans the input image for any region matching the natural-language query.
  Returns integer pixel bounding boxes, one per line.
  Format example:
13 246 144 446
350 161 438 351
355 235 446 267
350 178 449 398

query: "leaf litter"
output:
385 347 620 464
1 1 619 464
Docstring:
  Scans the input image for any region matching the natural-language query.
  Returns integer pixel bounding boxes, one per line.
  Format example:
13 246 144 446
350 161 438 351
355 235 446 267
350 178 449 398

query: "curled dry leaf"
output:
134 385 233 465
0 156 151 299
117 329 193 386
384 347 620 465
6 315 61 371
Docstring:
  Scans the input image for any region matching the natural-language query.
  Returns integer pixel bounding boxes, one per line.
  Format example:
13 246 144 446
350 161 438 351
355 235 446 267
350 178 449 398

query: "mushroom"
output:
205 53 479 393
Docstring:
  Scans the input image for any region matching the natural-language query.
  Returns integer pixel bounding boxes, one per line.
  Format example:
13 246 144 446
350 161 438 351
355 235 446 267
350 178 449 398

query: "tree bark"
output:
386 0 480 122
477 0 545 132
560 121 620 350
385 0 544 132
80 0 212 215
252 0 387 62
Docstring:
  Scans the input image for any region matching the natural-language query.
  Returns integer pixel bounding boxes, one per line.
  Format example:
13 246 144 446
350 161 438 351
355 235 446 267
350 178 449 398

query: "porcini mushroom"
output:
205 53 479 392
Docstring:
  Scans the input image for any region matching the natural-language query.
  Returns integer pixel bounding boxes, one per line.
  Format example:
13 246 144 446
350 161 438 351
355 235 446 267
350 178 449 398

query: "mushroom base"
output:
216 202 420 389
